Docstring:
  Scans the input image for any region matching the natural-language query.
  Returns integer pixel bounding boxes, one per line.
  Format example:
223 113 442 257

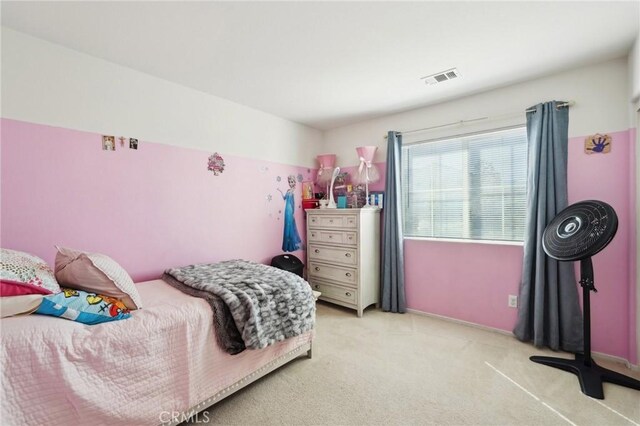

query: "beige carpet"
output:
189 302 640 425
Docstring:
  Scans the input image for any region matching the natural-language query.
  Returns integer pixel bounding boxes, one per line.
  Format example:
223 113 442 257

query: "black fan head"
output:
542 200 618 261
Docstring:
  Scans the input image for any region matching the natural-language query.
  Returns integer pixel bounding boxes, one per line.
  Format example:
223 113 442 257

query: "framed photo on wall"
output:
102 135 115 151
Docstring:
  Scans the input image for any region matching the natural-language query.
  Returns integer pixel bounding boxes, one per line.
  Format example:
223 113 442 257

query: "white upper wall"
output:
630 35 639 104
0 28 322 167
322 57 630 164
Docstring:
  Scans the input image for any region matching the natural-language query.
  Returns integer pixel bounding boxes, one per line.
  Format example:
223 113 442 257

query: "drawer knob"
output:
329 219 334 223
311 233 316 237
348 236 353 240
314 285 319 289
345 253 351 258
314 249 320 254
315 267 320 271
346 292 352 297
346 272 352 277
329 235 333 238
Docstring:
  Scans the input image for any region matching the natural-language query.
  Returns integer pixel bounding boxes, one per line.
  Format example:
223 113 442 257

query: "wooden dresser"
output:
305 208 381 317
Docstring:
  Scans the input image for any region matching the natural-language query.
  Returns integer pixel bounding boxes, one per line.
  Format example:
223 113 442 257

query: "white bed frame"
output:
164 342 313 426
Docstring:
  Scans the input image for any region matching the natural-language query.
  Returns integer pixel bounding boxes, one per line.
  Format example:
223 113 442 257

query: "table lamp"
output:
354 146 380 208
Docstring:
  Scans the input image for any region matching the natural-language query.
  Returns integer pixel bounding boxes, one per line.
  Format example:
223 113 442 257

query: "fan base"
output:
530 354 640 399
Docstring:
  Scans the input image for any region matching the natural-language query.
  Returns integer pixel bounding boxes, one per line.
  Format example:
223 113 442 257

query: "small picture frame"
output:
129 138 138 150
584 134 611 154
102 135 115 151
302 181 314 200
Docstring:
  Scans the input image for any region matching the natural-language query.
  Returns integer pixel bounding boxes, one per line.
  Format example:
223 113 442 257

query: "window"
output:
401 126 527 242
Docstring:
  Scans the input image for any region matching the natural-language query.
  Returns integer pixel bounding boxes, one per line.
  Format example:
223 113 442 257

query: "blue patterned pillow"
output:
35 288 131 325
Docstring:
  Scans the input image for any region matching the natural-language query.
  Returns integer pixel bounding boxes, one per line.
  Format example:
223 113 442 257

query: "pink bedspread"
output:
0 279 313 425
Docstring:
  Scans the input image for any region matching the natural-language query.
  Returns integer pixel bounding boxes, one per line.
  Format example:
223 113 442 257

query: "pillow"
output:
0 248 61 294
1 280 54 296
54 246 142 310
0 294 44 318
35 288 131 325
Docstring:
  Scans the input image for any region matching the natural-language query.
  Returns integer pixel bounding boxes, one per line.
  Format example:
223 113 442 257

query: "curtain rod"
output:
386 101 575 138
402 124 527 147
525 100 574 114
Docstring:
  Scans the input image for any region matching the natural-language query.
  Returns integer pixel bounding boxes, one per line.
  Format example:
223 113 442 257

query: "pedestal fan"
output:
531 200 640 399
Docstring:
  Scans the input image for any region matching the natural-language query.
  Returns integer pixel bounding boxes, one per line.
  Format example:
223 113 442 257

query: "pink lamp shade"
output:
356 146 377 163
317 154 336 184
354 146 380 184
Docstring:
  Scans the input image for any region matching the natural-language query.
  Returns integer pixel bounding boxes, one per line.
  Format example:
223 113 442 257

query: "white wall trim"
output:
406 308 639 372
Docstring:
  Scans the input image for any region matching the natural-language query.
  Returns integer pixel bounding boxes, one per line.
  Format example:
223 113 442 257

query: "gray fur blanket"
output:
163 260 315 355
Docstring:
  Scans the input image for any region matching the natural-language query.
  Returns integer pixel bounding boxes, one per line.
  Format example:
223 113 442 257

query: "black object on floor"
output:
270 254 304 278
531 200 640 399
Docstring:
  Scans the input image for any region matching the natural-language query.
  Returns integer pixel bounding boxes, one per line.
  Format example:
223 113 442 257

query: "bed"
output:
0 279 314 425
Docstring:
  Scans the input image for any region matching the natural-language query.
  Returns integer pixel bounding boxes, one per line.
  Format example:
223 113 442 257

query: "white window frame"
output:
401 125 527 245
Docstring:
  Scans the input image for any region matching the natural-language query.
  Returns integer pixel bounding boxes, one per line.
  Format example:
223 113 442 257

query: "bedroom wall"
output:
0 28 321 280
0 28 321 167
322 57 638 364
629 32 640 368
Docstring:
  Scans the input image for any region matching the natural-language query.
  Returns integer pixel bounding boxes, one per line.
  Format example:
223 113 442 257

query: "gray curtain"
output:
381 131 406 313
513 101 583 352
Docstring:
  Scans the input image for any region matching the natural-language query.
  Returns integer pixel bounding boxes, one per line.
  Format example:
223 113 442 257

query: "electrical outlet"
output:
508 295 518 308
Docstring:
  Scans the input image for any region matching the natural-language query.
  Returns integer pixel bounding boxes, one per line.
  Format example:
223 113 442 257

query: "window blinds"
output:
401 126 527 242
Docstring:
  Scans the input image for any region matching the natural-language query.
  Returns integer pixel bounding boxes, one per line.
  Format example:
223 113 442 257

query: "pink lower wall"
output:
339 130 637 364
567 129 634 362
1 119 311 281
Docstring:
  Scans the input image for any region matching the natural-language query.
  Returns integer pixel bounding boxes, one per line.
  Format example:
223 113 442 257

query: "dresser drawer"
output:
309 280 357 305
308 214 358 229
308 244 357 266
308 229 357 246
308 261 357 287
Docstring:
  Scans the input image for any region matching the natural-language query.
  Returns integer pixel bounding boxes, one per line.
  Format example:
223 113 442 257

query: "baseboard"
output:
591 351 640 372
406 308 514 337
405 308 639 372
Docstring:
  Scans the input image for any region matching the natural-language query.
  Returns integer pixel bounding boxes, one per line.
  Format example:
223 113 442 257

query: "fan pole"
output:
580 257 594 367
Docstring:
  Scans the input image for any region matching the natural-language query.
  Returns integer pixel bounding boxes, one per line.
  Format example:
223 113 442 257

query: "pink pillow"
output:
1 280 53 296
54 246 142 310
0 248 61 294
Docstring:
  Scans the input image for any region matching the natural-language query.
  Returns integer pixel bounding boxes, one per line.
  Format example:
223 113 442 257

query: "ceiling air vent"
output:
421 68 461 85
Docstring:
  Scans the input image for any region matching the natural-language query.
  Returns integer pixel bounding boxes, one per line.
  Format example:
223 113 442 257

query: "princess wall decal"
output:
277 175 302 252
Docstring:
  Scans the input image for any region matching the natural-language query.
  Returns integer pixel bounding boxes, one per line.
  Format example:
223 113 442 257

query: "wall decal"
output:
276 176 282 182
207 153 225 175
585 134 611 154
102 135 115 151
277 175 301 252
297 173 303 183
129 138 138 150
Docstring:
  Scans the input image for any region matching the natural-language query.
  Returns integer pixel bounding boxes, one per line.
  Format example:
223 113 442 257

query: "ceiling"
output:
2 1 639 130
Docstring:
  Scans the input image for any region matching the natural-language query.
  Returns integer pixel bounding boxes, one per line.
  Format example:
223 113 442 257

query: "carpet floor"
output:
189 302 640 425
